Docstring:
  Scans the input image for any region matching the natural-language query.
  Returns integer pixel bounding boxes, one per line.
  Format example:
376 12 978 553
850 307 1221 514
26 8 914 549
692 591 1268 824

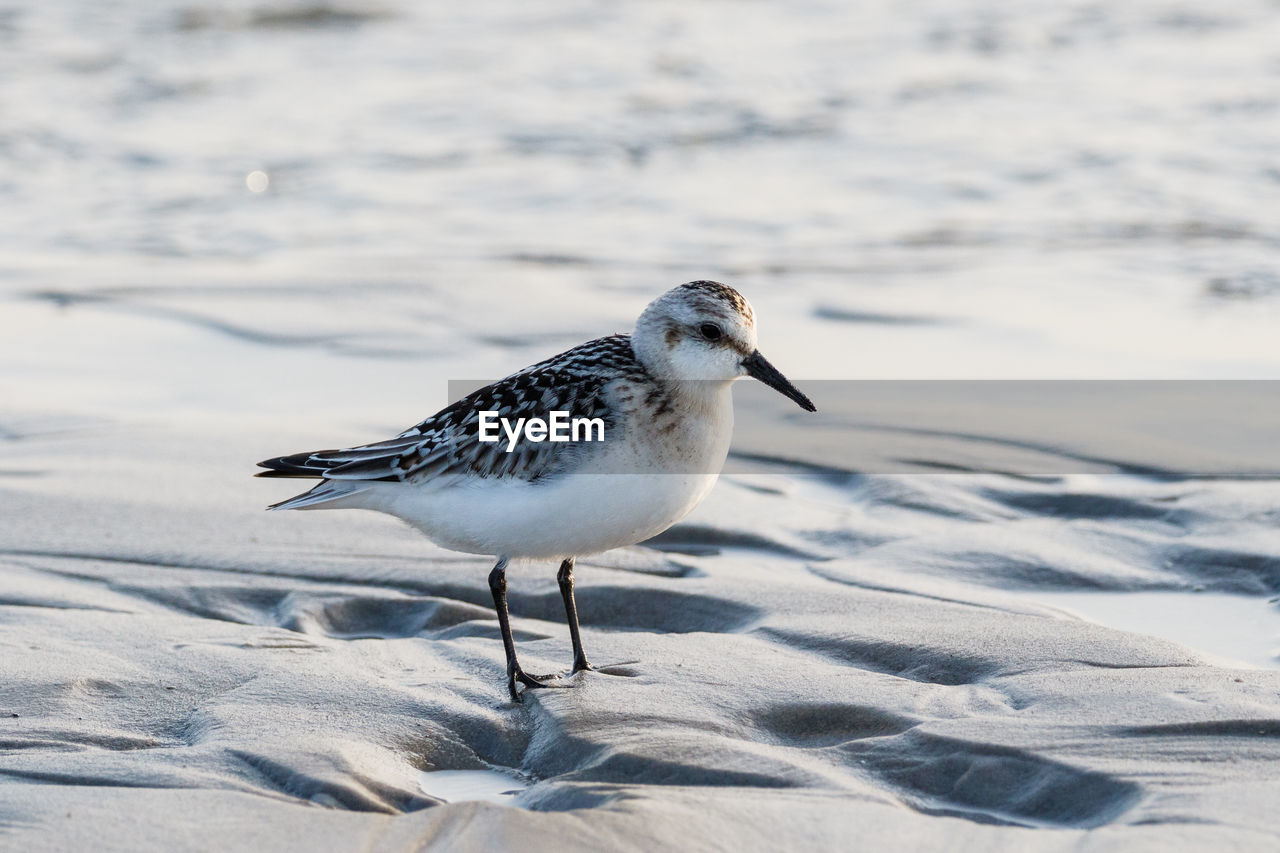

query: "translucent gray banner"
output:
447 380 1280 477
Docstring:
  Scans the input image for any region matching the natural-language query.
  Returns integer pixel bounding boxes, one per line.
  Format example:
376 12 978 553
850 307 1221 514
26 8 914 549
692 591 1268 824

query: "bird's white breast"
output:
363 382 735 559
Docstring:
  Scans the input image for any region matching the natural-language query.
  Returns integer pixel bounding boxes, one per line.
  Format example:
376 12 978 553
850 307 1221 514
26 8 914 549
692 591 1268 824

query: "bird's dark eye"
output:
699 323 722 342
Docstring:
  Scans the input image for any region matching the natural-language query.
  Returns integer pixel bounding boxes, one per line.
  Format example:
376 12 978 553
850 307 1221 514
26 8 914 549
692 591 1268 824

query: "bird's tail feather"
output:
268 480 373 511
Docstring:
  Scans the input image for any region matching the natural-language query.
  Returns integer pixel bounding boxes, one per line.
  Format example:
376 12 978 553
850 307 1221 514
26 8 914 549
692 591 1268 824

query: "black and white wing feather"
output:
256 335 647 486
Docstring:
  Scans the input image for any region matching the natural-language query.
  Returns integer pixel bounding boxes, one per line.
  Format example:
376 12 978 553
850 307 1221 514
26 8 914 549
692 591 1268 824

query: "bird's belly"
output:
366 387 733 559
377 470 720 559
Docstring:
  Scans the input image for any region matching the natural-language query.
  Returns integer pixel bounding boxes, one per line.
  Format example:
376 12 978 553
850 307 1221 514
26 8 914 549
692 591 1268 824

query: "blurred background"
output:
2 0 1280 439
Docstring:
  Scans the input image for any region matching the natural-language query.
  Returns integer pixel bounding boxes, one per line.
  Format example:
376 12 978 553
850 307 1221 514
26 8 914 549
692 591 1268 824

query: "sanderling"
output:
257 281 815 701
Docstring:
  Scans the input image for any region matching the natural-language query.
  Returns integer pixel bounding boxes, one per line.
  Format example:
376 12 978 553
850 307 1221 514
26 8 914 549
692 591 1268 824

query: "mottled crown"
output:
674 280 755 325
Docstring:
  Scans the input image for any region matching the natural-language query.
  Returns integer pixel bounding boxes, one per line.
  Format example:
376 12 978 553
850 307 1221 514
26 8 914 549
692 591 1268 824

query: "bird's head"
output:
632 281 815 412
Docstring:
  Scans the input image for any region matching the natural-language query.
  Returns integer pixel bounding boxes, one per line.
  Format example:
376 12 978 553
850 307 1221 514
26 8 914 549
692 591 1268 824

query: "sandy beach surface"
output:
4 1 1280 850
4 405 1280 851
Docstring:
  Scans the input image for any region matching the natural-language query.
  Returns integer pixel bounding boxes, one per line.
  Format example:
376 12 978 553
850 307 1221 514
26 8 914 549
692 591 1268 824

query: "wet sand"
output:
2 412 1280 850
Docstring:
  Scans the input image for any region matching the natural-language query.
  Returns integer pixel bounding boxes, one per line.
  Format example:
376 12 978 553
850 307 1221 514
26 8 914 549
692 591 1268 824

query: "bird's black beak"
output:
741 350 816 412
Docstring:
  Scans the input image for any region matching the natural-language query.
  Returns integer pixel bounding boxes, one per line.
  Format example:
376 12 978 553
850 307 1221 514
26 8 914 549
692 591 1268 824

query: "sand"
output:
2 417 1279 851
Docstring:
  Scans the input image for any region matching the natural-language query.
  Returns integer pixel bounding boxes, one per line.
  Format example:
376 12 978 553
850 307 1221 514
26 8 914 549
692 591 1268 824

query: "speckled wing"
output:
257 335 647 484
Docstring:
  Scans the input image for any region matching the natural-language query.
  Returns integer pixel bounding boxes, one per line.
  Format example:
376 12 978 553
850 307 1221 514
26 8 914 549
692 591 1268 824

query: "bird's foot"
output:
517 670 548 688
571 656 594 674
507 668 549 703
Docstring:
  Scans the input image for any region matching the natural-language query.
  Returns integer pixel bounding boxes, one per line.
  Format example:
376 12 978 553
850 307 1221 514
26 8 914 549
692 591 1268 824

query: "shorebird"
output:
257 281 815 701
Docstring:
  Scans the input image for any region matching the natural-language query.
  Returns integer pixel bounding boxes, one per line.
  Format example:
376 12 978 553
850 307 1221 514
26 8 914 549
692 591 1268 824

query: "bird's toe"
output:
515 670 550 689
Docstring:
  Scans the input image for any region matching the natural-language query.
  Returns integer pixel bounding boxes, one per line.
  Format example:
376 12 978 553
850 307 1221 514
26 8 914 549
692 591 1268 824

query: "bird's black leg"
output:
488 557 546 702
557 557 593 673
